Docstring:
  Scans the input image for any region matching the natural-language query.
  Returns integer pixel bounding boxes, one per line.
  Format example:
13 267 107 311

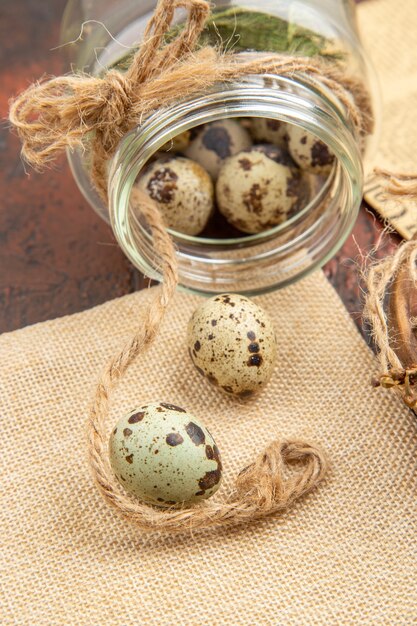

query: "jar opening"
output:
107 73 363 295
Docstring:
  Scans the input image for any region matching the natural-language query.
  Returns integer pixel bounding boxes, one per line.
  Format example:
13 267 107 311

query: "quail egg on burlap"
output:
109 402 222 506
134 156 214 236
184 119 252 180
249 117 289 147
187 293 277 398
287 125 335 174
216 149 301 234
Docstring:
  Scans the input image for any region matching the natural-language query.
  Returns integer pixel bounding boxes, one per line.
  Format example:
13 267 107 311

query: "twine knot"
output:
236 440 327 512
9 0 375 205
100 70 134 131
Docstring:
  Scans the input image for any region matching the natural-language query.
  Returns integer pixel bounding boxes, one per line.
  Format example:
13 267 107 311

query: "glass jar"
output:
61 0 379 295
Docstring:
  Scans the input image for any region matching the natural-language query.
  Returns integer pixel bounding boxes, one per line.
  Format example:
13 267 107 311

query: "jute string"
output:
364 229 417 410
9 0 411 532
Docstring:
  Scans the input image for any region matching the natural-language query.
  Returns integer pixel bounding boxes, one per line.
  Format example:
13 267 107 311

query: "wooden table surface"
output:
0 0 399 336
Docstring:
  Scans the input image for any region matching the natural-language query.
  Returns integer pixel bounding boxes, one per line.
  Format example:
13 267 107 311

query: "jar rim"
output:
108 72 364 294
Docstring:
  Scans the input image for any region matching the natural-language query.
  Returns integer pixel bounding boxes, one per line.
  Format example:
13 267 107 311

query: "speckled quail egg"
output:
109 402 222 506
249 118 289 147
184 119 252 180
250 144 312 215
134 156 214 236
187 293 277 398
287 125 335 174
216 150 301 234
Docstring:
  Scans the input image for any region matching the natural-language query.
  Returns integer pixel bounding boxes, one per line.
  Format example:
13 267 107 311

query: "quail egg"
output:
134 156 214 236
287 125 335 174
187 293 277 398
184 119 252 180
109 402 222 506
249 118 288 147
216 150 301 234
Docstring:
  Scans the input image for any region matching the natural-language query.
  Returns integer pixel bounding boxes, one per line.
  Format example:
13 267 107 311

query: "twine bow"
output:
9 0 374 202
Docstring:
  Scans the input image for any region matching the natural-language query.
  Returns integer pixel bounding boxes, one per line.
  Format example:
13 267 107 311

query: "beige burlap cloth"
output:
1 271 417 624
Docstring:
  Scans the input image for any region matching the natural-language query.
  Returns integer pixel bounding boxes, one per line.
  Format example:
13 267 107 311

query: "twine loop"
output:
236 440 327 512
91 434 328 533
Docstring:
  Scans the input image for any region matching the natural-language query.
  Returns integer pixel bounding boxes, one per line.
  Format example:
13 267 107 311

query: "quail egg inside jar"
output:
131 117 332 243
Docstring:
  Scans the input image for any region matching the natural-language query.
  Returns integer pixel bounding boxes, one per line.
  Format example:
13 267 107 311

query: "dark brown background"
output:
0 0 399 335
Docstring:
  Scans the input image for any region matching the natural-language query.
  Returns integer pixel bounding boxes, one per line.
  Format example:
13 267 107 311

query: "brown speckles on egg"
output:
125 454 134 464
199 469 222 491
311 140 334 168
202 125 232 159
128 411 145 424
194 340 201 352
285 170 311 217
213 445 222 468
185 119 252 179
159 403 186 413
166 432 184 446
187 294 276 397
185 422 206 446
248 354 263 367
134 156 214 236
239 157 253 171
287 125 334 174
123 428 133 437
249 118 288 147
216 151 297 234
146 166 178 204
243 182 265 215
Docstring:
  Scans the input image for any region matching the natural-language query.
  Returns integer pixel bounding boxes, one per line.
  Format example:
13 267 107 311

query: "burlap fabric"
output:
1 271 417 625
